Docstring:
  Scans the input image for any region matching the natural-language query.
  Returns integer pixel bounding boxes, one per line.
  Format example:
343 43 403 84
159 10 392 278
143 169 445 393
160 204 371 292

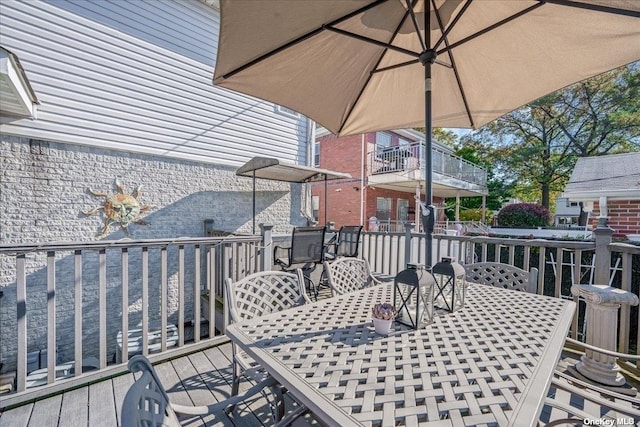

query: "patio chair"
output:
273 226 326 297
323 225 363 260
322 257 381 297
224 269 311 422
463 262 538 293
120 355 278 427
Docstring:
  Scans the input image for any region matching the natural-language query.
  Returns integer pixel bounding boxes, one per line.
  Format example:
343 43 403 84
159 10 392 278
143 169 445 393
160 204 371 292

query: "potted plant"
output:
372 303 397 335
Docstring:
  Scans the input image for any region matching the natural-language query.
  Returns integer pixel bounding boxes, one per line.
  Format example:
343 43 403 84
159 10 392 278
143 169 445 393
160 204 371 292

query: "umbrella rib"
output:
436 2 544 57
431 0 475 128
220 0 389 80
373 59 421 73
336 5 416 135
543 0 640 18
324 26 420 58
373 58 452 74
404 0 426 51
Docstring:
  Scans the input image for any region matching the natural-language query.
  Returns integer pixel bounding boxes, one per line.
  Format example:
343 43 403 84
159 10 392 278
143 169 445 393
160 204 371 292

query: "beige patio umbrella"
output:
213 0 640 267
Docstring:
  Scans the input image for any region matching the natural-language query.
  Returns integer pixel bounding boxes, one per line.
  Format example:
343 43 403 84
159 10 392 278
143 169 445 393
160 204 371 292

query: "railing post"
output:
571 284 639 387
593 199 613 286
260 223 273 271
404 222 414 268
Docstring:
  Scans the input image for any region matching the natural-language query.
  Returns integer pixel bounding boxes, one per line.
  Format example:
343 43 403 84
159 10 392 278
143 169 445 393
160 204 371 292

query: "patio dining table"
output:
226 282 576 426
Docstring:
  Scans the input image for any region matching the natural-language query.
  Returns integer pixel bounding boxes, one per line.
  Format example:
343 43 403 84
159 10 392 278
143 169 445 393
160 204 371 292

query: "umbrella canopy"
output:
236 157 351 233
214 0 640 266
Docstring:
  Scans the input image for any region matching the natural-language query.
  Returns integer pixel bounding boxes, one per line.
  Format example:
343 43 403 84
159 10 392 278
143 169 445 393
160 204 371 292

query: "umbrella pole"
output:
252 171 256 234
424 60 433 270
422 6 434 270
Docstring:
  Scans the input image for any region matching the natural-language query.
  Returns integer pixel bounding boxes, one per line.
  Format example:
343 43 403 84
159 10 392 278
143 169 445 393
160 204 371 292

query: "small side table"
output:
571 284 639 387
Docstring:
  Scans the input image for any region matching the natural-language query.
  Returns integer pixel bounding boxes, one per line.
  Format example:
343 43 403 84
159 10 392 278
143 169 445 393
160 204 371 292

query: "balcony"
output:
0 229 638 424
369 142 488 197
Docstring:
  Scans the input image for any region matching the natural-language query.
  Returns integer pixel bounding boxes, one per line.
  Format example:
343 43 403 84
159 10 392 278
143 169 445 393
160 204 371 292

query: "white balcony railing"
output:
369 142 488 188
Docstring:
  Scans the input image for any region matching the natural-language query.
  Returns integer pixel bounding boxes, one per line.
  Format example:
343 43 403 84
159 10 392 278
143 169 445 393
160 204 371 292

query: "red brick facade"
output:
589 200 640 238
311 132 444 229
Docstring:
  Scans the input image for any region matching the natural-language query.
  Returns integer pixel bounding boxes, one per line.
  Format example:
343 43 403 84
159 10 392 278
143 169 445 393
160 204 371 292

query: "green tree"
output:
446 136 514 221
471 64 640 209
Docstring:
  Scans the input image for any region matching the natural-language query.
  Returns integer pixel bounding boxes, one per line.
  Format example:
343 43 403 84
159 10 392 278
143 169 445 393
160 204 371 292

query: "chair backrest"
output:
323 257 375 296
224 270 310 324
463 262 539 293
121 355 180 427
290 226 326 264
335 225 363 257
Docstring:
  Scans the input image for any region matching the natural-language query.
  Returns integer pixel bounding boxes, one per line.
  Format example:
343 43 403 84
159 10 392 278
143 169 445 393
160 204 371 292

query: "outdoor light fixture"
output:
393 264 435 329
432 257 466 312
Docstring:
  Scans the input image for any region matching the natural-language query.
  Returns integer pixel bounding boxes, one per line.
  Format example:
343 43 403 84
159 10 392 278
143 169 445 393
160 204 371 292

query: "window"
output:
376 131 392 156
314 140 320 167
376 197 392 221
397 199 409 221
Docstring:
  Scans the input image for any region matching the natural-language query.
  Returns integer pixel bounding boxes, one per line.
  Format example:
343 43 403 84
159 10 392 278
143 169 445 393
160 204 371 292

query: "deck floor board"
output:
88 378 118 427
29 393 61 427
0 401 32 427
58 387 88 427
1 336 637 426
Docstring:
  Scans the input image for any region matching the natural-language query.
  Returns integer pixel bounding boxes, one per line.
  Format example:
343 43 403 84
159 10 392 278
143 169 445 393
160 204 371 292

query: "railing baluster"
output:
161 246 168 353
194 245 201 343
494 244 501 263
618 251 632 354
47 251 56 385
74 250 82 378
571 249 582 340
16 254 27 392
508 245 515 266
208 245 216 332
538 247 546 295
142 247 149 355
554 249 562 299
523 245 531 270
121 248 129 364
481 243 488 262
99 248 107 369
178 245 185 348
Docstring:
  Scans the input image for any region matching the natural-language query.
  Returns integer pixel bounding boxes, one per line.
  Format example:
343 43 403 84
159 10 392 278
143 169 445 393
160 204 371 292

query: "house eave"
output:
562 189 640 201
0 47 39 118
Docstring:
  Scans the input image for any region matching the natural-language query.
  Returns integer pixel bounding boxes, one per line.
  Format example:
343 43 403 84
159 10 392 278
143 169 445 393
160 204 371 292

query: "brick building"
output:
311 128 489 231
561 152 640 240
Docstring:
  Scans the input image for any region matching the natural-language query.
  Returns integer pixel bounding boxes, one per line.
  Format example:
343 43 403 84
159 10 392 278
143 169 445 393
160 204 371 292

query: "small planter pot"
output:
372 317 392 335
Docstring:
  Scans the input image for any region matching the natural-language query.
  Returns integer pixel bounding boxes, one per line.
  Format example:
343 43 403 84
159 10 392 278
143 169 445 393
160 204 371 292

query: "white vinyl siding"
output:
0 0 308 166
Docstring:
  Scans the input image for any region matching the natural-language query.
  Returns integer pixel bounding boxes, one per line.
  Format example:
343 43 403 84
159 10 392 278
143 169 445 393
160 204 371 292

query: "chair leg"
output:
302 274 318 301
265 384 285 422
225 358 241 414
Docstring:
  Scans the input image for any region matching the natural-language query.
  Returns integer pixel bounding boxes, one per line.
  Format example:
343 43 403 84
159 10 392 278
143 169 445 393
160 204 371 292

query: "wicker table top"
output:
226 283 576 427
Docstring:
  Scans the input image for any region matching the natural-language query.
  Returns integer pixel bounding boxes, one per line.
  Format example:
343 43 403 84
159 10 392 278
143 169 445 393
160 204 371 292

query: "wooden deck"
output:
0 341 312 427
1 341 639 426
1 280 638 426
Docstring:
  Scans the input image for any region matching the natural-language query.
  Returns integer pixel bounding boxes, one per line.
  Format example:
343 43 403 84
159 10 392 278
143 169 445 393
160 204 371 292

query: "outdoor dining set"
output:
119 225 640 427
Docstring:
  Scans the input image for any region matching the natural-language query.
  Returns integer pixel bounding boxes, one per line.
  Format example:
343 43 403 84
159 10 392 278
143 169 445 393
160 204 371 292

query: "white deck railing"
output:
0 234 266 400
363 227 639 356
0 225 637 407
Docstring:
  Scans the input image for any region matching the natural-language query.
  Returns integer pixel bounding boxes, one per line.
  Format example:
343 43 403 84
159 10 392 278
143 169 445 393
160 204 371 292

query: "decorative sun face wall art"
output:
82 178 153 238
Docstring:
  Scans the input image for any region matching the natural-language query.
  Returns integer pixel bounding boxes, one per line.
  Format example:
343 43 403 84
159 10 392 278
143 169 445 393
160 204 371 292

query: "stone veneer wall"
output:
0 135 306 370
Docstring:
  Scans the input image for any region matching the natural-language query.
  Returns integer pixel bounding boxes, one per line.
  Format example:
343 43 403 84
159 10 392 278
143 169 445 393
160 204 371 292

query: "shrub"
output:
496 203 551 227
